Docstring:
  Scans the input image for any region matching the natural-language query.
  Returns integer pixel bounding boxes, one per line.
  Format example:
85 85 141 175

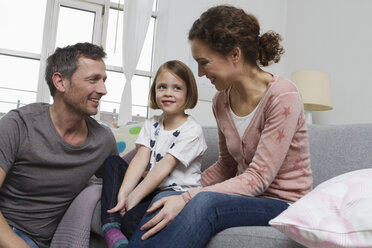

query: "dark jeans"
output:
128 191 289 248
101 155 157 239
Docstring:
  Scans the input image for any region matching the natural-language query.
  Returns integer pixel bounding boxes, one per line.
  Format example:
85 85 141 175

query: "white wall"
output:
152 0 288 126
285 0 372 125
155 0 372 125
153 0 372 126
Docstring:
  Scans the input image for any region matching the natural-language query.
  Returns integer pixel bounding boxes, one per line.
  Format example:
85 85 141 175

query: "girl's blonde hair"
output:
149 60 198 109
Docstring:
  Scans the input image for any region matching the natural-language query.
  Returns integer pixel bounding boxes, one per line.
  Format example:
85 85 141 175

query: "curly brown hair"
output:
188 5 284 67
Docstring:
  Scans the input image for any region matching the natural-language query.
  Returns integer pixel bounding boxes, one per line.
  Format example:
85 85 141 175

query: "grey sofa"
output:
89 123 372 247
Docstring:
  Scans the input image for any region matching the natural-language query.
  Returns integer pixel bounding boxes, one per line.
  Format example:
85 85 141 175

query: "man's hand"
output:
140 195 186 240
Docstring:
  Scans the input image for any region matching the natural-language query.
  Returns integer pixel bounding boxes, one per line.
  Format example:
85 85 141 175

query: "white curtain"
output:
117 0 154 125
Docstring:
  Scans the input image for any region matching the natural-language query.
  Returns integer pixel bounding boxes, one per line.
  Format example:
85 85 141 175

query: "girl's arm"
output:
126 153 179 210
108 145 151 214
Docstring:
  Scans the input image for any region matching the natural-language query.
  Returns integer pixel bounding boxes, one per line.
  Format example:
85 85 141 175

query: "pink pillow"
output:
269 169 372 248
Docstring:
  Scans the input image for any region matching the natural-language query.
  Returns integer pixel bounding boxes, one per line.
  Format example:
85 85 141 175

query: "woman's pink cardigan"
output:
182 76 313 203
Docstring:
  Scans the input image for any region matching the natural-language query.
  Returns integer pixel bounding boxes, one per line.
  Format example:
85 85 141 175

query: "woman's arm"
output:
200 98 238 187
186 91 304 200
201 125 237 186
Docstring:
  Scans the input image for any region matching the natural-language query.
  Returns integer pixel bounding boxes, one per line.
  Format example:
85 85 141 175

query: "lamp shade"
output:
291 70 333 111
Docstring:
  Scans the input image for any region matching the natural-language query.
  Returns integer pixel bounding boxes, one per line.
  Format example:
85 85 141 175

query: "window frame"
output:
0 0 158 122
37 0 104 103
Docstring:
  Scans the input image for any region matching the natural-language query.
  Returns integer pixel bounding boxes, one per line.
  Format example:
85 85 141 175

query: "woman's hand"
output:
140 195 186 240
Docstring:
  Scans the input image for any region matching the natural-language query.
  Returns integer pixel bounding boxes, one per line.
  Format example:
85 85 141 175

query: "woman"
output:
128 5 313 248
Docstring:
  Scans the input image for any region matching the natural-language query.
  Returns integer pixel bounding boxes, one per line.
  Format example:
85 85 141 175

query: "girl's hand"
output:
126 192 138 211
107 194 128 216
140 195 186 240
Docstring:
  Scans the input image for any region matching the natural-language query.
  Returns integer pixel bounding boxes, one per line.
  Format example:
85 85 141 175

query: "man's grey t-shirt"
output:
0 103 118 248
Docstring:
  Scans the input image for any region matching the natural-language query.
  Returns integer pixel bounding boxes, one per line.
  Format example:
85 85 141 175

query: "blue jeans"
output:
101 155 157 239
128 191 289 248
11 226 39 248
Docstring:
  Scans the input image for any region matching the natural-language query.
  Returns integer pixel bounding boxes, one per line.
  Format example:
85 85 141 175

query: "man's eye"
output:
89 77 99 82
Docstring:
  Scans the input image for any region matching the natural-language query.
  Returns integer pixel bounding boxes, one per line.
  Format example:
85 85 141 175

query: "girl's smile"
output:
155 69 187 118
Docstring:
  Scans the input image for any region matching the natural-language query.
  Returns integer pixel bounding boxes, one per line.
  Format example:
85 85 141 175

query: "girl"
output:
100 60 207 248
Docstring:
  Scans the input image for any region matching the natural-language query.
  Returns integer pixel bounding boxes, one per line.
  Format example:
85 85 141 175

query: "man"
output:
0 43 118 248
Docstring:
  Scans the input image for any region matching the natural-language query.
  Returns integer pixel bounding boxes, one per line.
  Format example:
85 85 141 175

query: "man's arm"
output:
0 168 29 248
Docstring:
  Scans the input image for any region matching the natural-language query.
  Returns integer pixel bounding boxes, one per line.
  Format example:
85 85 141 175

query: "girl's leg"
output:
100 155 129 248
101 155 128 224
129 192 289 248
121 191 157 240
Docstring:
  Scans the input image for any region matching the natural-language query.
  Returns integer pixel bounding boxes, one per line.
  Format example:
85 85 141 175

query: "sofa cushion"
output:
111 123 142 157
205 226 304 248
269 168 372 248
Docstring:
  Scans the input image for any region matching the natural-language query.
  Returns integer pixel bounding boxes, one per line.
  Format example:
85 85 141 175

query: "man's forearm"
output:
0 168 28 247
0 212 30 248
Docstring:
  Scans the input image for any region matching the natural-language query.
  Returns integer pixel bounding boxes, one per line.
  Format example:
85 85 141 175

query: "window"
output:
0 0 46 112
55 5 97 48
102 2 157 124
0 56 40 112
0 0 158 126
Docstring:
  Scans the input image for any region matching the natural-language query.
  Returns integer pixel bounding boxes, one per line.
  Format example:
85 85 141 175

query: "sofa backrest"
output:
201 124 372 187
201 126 220 172
308 123 372 187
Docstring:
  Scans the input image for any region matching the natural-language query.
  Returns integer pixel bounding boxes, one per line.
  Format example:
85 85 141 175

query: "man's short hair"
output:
45 42 106 96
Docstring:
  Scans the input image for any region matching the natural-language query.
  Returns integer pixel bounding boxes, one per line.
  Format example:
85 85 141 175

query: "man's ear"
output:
52 72 66 93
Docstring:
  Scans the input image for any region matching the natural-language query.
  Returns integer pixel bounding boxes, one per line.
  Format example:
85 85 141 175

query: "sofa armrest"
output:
51 184 102 247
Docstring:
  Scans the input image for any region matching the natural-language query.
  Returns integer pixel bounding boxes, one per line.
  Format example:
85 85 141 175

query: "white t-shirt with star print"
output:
136 114 207 191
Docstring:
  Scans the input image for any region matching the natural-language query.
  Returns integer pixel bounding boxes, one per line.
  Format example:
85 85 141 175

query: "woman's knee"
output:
190 192 221 206
184 192 223 216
